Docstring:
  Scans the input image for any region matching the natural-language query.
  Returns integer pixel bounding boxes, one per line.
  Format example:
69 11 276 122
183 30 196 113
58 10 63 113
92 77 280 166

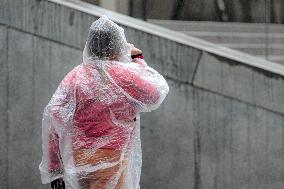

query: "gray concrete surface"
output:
0 25 8 189
147 20 284 33
0 0 284 189
149 20 284 65
194 52 284 115
141 81 284 189
5 27 81 189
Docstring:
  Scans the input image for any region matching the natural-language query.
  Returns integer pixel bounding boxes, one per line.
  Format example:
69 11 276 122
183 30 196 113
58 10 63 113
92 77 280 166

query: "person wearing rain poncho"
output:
39 16 169 189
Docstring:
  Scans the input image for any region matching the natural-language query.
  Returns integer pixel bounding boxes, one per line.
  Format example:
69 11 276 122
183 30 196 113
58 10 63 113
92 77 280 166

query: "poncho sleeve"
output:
39 70 77 184
107 58 169 112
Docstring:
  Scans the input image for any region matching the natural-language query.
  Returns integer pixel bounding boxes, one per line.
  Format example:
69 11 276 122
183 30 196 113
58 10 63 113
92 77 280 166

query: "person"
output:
39 16 169 189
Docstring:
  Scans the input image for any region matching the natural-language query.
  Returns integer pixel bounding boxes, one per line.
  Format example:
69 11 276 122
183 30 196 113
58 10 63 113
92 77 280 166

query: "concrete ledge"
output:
230 47 284 56
182 31 284 38
47 0 284 77
1 0 284 78
148 19 284 33
189 35 284 45
193 52 284 115
0 0 202 84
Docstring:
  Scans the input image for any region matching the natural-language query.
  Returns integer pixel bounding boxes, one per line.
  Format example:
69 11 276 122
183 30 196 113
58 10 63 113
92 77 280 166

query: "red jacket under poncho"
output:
47 57 166 172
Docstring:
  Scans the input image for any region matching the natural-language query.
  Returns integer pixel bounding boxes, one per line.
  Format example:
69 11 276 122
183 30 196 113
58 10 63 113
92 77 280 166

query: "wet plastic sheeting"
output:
39 16 169 189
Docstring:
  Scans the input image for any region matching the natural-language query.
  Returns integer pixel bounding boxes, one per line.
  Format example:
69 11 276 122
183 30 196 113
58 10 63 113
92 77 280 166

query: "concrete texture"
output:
8 29 36 189
149 20 284 65
0 25 8 189
0 0 284 189
124 27 202 83
193 52 284 115
3 0 284 78
192 87 284 189
148 20 284 33
6 28 81 189
141 80 284 189
141 80 195 189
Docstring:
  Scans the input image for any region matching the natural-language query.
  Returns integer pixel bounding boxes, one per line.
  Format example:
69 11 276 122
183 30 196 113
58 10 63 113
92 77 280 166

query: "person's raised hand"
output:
129 43 142 56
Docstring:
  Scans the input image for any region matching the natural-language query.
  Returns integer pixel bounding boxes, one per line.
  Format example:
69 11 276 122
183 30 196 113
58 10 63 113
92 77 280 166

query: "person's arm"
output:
47 127 63 174
107 46 169 112
108 63 160 104
40 71 76 184
46 75 75 174
40 107 64 184
40 96 66 184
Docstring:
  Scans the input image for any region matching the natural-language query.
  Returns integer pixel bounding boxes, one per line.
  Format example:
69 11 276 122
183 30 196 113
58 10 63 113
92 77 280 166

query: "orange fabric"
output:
73 148 128 189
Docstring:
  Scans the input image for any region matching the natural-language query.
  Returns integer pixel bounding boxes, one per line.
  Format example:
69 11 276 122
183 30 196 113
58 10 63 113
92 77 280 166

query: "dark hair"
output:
87 26 123 59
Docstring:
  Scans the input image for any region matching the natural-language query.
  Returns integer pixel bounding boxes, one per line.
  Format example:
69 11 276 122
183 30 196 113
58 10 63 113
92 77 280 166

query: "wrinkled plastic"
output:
39 16 169 189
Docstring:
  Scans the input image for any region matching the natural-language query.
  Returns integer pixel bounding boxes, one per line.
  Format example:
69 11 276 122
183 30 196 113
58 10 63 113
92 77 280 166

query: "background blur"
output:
83 0 284 23
0 0 283 189
86 0 284 65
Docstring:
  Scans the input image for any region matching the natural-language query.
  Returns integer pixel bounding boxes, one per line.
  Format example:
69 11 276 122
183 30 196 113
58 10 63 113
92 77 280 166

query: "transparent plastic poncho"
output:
39 16 169 189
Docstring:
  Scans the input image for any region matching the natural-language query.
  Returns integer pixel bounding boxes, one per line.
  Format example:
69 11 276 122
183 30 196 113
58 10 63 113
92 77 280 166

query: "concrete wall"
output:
0 24 82 189
0 0 283 189
0 25 8 189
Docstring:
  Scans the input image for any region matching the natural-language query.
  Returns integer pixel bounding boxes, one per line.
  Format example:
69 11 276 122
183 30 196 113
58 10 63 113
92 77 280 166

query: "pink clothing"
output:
48 58 159 171
39 17 169 188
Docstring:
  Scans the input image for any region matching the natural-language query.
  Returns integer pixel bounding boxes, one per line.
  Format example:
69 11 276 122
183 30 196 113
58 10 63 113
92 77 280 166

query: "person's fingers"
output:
129 43 142 55
131 47 142 55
